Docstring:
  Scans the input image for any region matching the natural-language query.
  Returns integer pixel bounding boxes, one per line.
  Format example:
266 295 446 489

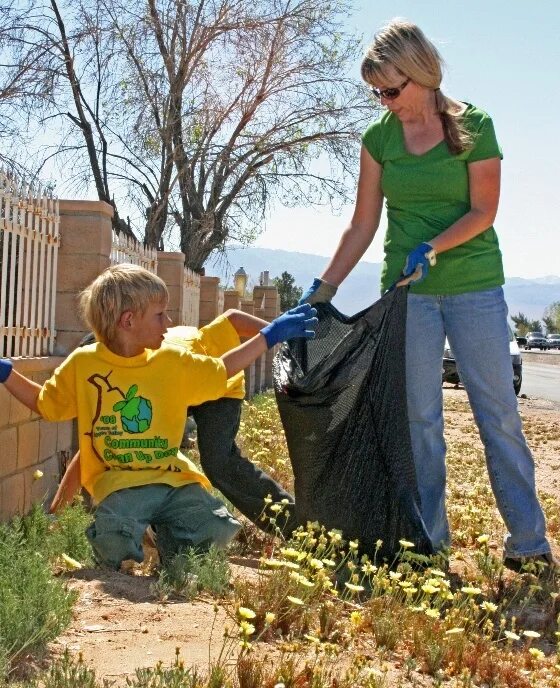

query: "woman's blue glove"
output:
403 242 437 284
0 359 13 383
299 278 338 305
260 304 318 349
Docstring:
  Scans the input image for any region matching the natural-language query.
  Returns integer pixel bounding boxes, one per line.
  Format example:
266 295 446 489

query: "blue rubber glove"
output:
402 242 437 284
0 359 13 383
299 278 338 305
260 304 318 349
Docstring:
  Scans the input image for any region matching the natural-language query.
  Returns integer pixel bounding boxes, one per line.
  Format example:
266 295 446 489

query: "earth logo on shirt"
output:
112 384 153 433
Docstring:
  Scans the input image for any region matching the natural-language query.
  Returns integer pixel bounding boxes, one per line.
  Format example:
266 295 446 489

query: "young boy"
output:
50 312 297 534
0 264 316 568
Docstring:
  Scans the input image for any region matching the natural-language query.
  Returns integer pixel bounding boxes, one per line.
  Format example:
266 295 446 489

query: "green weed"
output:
0 511 76 677
154 545 230 601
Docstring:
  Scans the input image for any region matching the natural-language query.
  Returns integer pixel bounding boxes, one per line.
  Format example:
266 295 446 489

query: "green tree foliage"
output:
528 319 542 332
1 0 373 269
273 271 303 311
543 300 560 333
511 312 531 336
511 313 543 335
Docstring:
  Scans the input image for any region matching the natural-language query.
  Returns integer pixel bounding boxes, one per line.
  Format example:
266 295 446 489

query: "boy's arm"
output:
223 309 268 339
1 363 41 414
221 304 317 378
49 451 82 514
221 333 268 378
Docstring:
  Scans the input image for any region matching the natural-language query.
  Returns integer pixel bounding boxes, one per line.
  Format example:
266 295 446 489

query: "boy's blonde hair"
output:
80 264 168 343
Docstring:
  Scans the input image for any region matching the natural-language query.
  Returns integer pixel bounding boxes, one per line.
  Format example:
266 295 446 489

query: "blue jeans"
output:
86 483 241 569
191 398 297 534
405 287 549 558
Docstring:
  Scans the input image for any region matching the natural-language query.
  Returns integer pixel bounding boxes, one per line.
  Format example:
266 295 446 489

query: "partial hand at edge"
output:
0 358 13 383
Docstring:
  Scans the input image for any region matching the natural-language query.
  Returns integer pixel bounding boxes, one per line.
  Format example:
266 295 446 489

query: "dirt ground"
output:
46 387 560 685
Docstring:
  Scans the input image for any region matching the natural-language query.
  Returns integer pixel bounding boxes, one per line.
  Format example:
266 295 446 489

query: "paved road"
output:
521 361 560 403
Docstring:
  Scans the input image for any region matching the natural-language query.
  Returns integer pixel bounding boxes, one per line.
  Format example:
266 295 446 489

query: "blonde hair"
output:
79 264 168 343
361 19 473 155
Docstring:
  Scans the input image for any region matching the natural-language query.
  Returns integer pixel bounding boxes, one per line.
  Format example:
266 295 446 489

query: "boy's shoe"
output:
503 552 559 574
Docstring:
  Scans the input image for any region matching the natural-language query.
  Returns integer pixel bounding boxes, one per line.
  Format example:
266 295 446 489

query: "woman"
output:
301 19 555 570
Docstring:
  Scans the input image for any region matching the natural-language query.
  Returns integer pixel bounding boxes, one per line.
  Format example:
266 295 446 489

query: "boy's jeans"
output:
405 287 549 558
86 483 241 569
191 397 297 534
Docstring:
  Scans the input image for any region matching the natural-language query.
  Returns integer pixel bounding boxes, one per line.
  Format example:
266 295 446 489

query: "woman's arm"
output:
429 158 501 254
321 145 384 286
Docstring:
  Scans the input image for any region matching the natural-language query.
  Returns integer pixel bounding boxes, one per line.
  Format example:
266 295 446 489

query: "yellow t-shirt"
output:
37 342 229 502
165 315 245 400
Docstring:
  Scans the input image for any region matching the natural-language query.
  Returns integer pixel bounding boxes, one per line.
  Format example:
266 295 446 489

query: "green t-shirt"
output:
362 104 504 295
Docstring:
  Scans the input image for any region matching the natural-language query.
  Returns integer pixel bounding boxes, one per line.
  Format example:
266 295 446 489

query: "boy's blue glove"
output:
299 278 338 305
403 242 437 284
0 359 13 383
260 304 318 349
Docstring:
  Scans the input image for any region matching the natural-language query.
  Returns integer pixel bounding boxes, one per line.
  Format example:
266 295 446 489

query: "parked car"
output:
442 326 522 395
515 335 527 347
524 331 549 350
546 333 560 349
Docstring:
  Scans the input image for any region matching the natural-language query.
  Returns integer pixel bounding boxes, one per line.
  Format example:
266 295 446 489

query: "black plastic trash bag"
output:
273 286 433 560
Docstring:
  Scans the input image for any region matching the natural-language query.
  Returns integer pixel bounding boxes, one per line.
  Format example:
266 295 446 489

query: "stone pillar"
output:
199 276 224 327
223 290 241 311
252 286 280 388
157 252 186 327
55 200 113 355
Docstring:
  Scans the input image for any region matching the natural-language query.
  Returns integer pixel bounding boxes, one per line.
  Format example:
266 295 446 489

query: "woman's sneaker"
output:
503 552 559 575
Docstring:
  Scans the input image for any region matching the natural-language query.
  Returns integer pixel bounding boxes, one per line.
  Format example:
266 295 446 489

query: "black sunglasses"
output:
369 77 411 101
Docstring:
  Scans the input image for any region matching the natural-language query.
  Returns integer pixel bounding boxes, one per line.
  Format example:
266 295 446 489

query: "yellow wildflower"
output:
461 586 482 596
239 621 256 636
238 607 256 619
399 539 415 549
287 596 304 606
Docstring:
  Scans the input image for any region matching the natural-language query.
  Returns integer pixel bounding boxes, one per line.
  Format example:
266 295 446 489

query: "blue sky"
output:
256 1 560 279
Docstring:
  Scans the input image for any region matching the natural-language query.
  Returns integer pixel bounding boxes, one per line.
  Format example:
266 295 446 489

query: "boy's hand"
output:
260 304 318 349
299 278 337 305
0 359 13 383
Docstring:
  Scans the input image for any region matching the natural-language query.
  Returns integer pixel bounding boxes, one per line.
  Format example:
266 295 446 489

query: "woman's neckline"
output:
395 101 471 158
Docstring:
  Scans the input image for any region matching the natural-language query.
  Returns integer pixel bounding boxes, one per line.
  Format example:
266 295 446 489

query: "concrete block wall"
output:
0 358 73 521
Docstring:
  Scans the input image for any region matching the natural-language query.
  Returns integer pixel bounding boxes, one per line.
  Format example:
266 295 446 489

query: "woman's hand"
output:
403 243 437 283
299 278 337 305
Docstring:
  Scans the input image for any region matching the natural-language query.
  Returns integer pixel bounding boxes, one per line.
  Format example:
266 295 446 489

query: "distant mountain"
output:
205 246 559 321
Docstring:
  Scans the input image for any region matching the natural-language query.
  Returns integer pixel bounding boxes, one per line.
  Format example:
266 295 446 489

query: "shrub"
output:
0 512 76 677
